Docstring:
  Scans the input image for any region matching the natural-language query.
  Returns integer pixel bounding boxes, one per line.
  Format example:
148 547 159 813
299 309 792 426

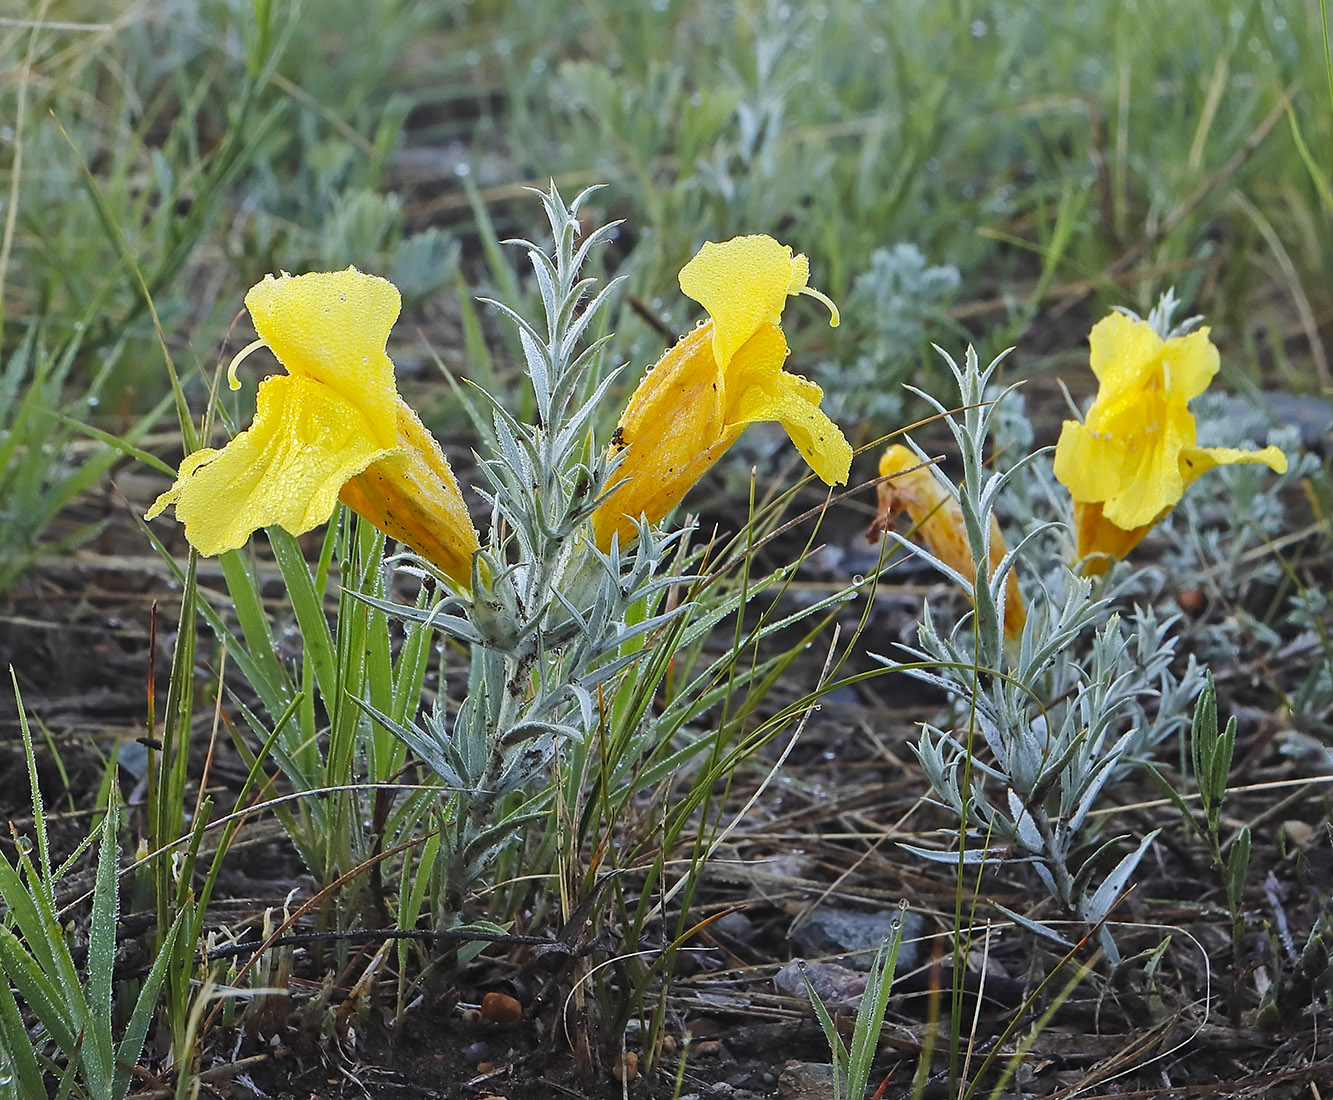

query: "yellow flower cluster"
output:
147 243 1289 613
149 238 853 581
865 309 1288 629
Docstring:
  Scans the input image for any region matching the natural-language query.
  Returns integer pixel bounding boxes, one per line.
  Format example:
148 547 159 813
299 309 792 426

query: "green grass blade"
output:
846 917 905 1100
0 958 46 1099
217 549 292 707
11 668 51 896
0 924 79 1052
798 963 850 1100
0 818 77 997
268 526 337 705
80 798 120 1099
52 397 177 476
113 908 187 1099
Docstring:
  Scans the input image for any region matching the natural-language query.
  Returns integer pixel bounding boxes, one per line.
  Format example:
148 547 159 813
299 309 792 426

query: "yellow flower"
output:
871 445 1025 638
147 268 479 587
592 235 852 550
1053 310 1287 569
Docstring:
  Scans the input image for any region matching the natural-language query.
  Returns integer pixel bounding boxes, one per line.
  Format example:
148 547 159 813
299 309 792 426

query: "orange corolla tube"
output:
871 444 1025 638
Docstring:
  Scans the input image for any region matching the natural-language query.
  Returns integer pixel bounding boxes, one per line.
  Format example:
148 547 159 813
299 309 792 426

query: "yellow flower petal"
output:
339 399 480 586
243 268 401 442
785 251 811 297
146 448 220 521
1051 421 1122 506
1098 396 1195 529
679 236 799 369
156 374 393 555
678 234 840 368
1087 311 1165 391
873 445 1025 637
1180 443 1288 487
592 322 737 550
726 324 852 486
1160 326 1221 401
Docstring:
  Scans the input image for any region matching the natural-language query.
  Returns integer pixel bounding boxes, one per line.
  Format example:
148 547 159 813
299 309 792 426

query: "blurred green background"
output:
1 0 1328 584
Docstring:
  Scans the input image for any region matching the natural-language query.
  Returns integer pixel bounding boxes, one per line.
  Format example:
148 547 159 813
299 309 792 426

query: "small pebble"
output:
612 1051 639 1082
1176 588 1207 616
480 991 523 1024
1282 820 1315 848
778 1061 836 1100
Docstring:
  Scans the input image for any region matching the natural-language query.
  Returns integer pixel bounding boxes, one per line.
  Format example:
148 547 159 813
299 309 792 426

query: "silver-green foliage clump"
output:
818 243 961 426
878 346 1203 959
1161 396 1328 735
362 186 694 908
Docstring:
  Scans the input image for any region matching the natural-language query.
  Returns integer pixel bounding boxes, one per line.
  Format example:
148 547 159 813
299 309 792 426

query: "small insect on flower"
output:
1053 308 1287 571
592 234 853 550
147 268 479 588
